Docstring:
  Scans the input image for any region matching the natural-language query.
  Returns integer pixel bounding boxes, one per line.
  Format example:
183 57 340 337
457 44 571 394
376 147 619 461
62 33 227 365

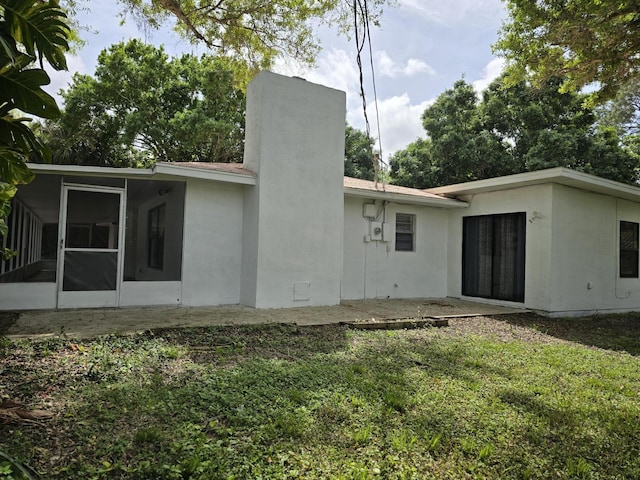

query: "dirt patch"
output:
0 312 19 335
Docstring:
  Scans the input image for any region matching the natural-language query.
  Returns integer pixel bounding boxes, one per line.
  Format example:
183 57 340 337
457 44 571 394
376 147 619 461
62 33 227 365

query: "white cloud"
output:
348 94 434 160
471 57 505 93
375 51 435 78
273 48 361 109
399 0 505 26
43 55 87 107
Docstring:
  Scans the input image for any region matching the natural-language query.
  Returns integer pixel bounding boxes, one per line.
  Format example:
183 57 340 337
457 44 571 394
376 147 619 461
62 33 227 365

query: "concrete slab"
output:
4 298 527 340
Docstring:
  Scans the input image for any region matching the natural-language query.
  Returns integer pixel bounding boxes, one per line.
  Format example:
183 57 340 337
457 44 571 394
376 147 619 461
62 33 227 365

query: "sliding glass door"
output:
462 213 526 302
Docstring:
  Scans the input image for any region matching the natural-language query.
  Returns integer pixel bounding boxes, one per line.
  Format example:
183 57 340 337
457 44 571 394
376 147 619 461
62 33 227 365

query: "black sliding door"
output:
462 213 526 302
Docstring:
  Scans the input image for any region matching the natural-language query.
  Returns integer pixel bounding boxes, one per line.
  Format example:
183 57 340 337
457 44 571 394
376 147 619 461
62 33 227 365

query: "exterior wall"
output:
0 283 57 310
548 184 640 316
342 196 450 300
446 184 554 311
120 281 182 307
240 71 346 308
181 179 245 306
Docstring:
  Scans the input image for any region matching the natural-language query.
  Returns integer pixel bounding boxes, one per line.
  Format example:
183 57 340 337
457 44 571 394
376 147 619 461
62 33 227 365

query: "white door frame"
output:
56 183 127 308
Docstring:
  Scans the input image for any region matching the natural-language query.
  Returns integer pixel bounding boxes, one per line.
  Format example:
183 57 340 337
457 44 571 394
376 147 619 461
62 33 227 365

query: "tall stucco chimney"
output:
240 71 346 308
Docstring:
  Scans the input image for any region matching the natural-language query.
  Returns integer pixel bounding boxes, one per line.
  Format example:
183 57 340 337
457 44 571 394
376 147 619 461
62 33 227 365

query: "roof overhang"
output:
344 185 468 208
427 167 640 203
27 163 154 178
27 162 257 186
153 162 256 185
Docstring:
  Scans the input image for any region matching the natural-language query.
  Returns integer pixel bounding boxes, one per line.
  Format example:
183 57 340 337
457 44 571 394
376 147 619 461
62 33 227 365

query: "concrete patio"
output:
2 298 528 340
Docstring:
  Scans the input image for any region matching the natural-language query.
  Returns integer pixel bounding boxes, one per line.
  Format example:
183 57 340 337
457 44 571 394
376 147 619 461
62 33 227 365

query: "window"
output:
620 221 639 278
148 204 165 270
395 213 415 251
462 213 526 302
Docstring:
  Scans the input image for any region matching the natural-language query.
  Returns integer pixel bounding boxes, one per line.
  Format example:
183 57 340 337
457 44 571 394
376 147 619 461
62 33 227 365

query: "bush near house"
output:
1 314 640 479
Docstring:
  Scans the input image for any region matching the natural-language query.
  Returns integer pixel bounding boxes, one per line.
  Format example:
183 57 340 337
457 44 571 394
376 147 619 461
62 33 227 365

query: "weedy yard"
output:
1 313 640 479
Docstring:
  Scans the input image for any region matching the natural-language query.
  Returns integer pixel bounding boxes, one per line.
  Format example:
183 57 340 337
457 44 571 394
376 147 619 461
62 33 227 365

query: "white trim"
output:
344 188 468 208
153 162 257 185
57 184 125 308
28 163 153 178
427 167 640 203
27 162 258 185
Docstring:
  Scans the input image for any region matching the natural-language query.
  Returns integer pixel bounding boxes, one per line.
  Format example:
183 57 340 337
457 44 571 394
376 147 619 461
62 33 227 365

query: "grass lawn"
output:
1 313 640 479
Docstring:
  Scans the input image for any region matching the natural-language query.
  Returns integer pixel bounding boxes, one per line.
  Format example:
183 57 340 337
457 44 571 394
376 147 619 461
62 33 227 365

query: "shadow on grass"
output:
3 322 640 479
501 312 640 355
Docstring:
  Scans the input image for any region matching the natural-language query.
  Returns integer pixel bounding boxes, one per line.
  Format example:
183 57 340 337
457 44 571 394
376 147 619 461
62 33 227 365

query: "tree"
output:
421 79 514 185
494 0 640 100
597 78 640 136
68 0 391 74
388 138 434 188
0 0 69 250
389 75 639 188
40 39 245 167
344 125 376 180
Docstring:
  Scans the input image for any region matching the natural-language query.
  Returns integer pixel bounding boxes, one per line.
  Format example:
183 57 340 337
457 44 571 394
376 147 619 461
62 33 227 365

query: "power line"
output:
353 0 385 189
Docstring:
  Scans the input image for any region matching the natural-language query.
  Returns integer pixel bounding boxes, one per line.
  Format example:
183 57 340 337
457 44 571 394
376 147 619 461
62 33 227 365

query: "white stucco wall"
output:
446 184 554 311
181 179 245 306
548 184 640 316
342 196 450 300
240 71 346 308
0 283 57 310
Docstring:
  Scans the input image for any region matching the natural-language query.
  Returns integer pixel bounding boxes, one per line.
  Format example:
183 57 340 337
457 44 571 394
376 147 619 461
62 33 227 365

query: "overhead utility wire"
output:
354 0 385 190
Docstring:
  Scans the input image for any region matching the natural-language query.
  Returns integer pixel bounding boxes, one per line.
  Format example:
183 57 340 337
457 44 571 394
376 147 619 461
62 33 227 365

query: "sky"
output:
45 0 508 162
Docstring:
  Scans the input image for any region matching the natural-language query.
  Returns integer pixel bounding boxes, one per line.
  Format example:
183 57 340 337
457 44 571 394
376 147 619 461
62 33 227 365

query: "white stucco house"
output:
2 71 640 317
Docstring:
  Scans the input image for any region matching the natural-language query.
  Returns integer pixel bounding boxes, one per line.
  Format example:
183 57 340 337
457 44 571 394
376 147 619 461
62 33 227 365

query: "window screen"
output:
395 213 415 251
620 221 639 278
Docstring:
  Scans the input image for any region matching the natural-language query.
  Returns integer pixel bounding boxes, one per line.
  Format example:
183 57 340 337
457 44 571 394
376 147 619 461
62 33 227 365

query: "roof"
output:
427 167 640 203
27 162 257 186
153 162 256 185
344 177 467 208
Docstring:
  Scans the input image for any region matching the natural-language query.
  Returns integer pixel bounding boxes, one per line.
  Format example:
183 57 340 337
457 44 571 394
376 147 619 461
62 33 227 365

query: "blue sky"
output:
46 0 508 160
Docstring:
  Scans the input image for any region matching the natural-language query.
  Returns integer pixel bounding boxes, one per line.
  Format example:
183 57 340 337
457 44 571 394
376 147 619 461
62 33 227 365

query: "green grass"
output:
1 317 640 479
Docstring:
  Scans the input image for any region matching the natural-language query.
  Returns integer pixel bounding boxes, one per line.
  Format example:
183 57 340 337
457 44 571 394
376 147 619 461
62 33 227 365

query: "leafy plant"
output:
0 0 69 242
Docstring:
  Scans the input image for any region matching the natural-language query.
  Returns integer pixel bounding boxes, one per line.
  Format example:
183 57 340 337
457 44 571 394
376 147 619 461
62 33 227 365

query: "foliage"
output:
344 125 376 180
0 0 69 249
598 78 640 137
390 76 640 188
2 316 640 478
39 39 245 167
388 138 433 188
495 0 640 101
112 0 392 73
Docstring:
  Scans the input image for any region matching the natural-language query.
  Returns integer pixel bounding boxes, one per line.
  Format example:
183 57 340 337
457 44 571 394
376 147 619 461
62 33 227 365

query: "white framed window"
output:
395 213 415 251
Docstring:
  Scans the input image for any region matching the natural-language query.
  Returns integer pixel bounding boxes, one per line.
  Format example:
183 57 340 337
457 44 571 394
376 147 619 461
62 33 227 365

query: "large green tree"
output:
495 0 640 100
40 39 245 167
344 125 376 180
390 76 639 188
61 0 391 75
0 0 69 245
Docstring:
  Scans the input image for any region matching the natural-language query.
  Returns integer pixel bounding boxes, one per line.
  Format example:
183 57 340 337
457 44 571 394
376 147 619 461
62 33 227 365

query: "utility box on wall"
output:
371 221 383 241
382 221 393 242
363 203 377 219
